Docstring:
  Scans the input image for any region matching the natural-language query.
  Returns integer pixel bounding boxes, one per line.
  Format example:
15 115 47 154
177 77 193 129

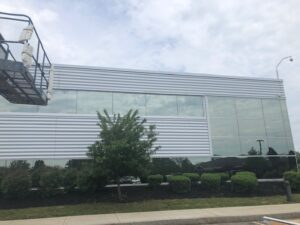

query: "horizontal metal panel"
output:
50 64 285 98
0 113 211 160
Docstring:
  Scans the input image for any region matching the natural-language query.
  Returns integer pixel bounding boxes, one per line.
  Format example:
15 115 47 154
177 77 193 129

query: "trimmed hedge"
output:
201 173 221 192
182 173 200 183
284 171 300 192
231 171 257 194
1 170 31 199
216 172 230 184
147 174 163 188
169 175 191 193
235 171 256 176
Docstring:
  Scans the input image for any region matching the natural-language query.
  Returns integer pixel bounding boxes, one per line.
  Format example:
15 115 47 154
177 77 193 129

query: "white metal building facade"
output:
0 64 294 163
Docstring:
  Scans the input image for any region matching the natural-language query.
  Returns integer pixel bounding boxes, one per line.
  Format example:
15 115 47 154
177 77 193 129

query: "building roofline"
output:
53 63 283 83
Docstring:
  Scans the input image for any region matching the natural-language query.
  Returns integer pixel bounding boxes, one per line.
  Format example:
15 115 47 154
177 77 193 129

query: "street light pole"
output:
256 139 264 155
276 56 293 79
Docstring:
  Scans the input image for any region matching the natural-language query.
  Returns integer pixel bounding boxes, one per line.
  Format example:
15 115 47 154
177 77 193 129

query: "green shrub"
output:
63 168 78 192
201 173 221 192
284 171 300 192
1 170 31 199
235 171 256 176
39 167 63 196
182 173 200 183
216 172 230 184
77 166 107 193
169 175 191 193
147 174 163 188
31 168 43 188
231 172 257 194
0 167 8 191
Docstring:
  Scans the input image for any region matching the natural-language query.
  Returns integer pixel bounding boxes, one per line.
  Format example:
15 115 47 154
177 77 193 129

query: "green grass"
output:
0 194 300 220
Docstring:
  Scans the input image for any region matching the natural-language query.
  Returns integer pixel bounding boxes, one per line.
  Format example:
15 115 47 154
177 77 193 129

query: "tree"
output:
87 109 159 201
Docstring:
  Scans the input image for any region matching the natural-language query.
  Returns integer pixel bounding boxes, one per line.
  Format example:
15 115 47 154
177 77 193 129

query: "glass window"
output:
208 97 236 117
77 91 112 114
0 96 38 112
287 137 295 152
265 119 286 137
236 98 263 119
212 137 241 156
280 100 293 138
240 136 268 155
238 118 266 137
210 117 239 137
146 94 177 116
177 96 204 117
38 90 77 113
113 93 145 115
262 99 283 121
267 137 289 155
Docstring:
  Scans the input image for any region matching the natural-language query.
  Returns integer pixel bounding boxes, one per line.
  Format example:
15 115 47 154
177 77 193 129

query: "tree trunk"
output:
116 176 123 202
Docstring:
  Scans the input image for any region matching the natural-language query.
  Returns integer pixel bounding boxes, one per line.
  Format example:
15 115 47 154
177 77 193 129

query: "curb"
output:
120 212 300 225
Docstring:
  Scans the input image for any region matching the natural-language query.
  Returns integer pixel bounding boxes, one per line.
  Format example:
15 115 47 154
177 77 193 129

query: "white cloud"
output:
0 0 300 151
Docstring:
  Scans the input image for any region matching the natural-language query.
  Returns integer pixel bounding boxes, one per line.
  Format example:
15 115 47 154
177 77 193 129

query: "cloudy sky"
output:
0 0 299 151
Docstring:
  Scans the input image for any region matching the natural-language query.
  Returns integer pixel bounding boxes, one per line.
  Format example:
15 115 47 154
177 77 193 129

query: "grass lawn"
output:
0 194 300 220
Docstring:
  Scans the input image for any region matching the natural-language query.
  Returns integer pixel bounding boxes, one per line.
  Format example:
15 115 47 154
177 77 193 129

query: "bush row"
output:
0 160 107 199
147 172 232 194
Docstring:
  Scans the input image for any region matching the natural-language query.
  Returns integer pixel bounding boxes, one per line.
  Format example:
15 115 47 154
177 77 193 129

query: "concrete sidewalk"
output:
0 203 300 225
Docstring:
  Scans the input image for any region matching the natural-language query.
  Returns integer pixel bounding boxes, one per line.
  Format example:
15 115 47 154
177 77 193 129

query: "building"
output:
0 64 296 171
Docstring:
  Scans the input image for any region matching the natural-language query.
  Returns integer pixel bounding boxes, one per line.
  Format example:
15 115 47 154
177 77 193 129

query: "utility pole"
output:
256 139 264 155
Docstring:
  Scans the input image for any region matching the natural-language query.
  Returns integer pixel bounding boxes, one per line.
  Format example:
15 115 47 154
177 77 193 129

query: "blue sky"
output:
1 0 300 151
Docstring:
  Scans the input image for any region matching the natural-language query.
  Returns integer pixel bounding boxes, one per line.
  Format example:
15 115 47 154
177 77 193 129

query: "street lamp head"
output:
276 56 294 79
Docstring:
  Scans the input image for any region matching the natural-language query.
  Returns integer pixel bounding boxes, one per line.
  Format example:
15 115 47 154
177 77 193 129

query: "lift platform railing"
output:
0 11 52 98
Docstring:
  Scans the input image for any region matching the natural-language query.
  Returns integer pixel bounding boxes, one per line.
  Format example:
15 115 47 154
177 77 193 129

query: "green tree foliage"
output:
39 167 63 196
77 162 107 193
180 158 196 173
33 160 46 170
284 171 300 192
88 109 159 201
151 158 181 175
1 170 32 199
9 160 30 171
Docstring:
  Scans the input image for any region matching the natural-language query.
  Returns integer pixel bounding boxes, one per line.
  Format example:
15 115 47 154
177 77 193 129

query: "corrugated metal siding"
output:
51 64 285 98
0 113 210 159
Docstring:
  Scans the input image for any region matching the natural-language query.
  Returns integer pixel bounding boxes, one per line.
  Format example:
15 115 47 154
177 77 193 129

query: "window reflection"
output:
146 94 177 116
238 118 266 137
262 99 283 121
38 90 77 113
77 91 112 114
113 93 145 115
210 117 239 137
267 138 289 155
0 96 38 112
212 137 241 156
236 98 263 119
177 96 204 117
240 137 268 155
208 97 235 117
208 96 294 156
